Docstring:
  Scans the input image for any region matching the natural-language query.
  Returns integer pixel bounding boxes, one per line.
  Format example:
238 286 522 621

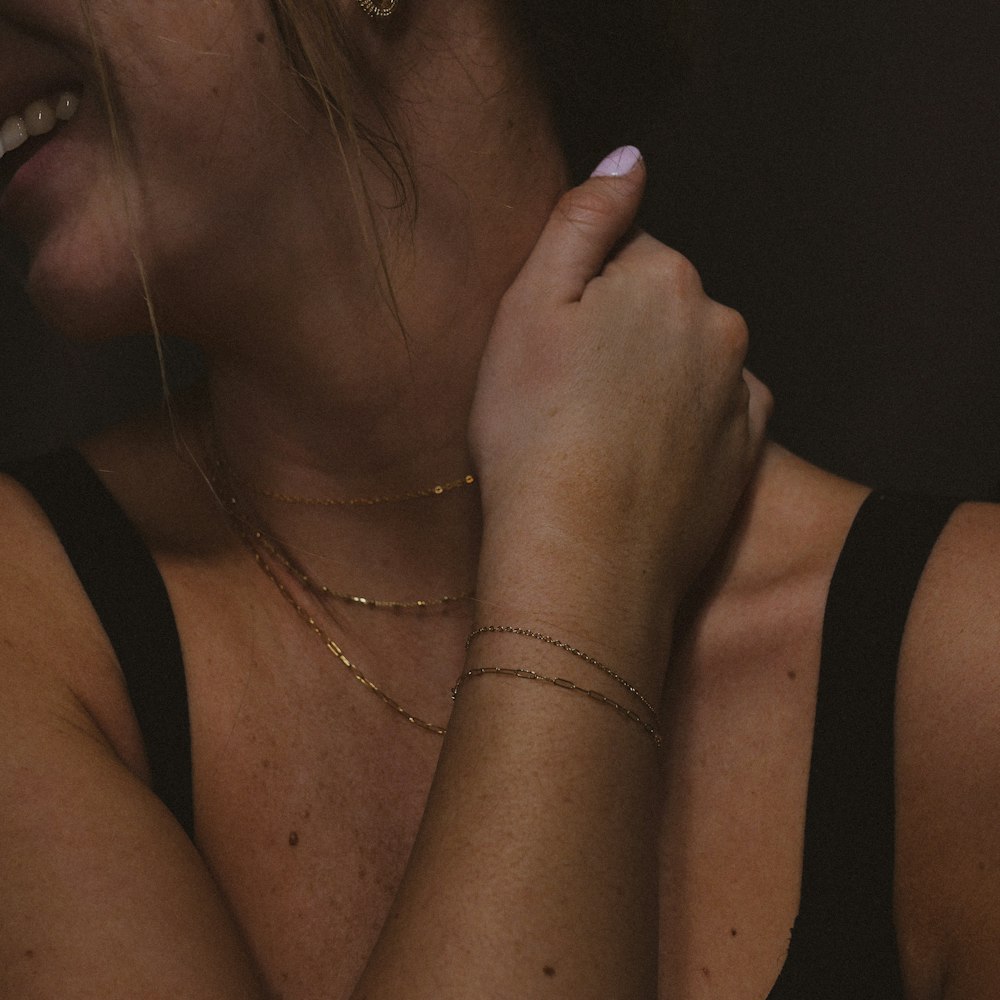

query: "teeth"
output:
55 92 79 122
24 100 56 136
0 91 79 159
0 115 27 155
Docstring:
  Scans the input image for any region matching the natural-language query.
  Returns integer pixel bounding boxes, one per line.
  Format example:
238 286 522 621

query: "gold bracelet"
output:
451 666 662 748
466 625 658 724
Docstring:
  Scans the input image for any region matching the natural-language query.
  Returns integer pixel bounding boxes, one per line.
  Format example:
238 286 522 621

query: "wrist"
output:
459 624 663 748
473 527 678 704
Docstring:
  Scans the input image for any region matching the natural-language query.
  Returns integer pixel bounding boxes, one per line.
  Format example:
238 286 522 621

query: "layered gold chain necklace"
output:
207 444 477 735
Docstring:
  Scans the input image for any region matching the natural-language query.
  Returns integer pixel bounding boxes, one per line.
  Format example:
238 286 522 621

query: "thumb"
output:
514 145 647 305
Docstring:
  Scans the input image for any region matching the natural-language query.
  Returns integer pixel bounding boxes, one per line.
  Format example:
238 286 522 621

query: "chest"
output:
160 556 930 1000
180 584 822 1000
194 704 441 999
169 561 466 999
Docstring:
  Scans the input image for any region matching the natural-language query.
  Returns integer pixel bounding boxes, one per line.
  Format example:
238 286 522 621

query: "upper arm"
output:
896 502 1000 998
0 476 265 999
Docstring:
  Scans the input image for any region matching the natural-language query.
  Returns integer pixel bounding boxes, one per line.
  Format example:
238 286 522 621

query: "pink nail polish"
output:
591 145 643 178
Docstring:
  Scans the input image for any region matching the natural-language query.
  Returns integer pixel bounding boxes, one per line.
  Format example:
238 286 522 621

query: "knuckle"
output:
613 230 657 263
713 304 750 361
658 248 702 293
607 239 703 299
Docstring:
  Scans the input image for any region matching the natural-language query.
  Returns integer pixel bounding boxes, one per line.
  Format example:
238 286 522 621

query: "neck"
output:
168 1 567 593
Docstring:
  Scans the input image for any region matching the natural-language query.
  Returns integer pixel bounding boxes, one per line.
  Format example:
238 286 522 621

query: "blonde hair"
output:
267 1 412 208
264 0 411 334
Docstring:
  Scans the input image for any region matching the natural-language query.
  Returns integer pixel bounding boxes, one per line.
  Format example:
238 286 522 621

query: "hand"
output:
470 147 770 669
353 151 769 1000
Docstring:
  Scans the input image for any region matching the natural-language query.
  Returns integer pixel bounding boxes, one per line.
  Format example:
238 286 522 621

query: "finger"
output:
512 146 648 305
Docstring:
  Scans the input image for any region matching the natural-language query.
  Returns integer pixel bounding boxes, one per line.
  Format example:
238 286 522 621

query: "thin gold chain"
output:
203 402 475 509
452 666 662 748
253 474 477 507
466 625 658 723
251 525 474 611
246 535 448 736
209 441 476 611
206 446 453 734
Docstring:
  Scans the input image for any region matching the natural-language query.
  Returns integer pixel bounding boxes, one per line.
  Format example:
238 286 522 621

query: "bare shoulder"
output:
902 499 1000 707
909 499 1000 629
0 449 263 996
0 463 150 776
0 394 224 760
897 501 1000 998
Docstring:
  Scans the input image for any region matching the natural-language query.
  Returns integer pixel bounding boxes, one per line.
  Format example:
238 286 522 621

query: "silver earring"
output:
358 0 397 18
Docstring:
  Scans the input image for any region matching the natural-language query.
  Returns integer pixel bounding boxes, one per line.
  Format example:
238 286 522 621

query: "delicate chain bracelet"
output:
466 625 659 724
451 666 662 748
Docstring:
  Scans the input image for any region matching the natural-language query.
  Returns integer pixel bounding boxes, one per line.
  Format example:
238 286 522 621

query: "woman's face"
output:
0 0 346 339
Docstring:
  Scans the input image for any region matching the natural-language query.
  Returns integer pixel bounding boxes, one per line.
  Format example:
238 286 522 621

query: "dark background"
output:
3 0 999 497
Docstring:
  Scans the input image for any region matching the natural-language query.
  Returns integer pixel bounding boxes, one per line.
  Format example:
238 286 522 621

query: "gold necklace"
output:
198 393 476 509
244 530 448 736
247 472 477 507
251 526 474 611
207 441 476 611
207 450 455 735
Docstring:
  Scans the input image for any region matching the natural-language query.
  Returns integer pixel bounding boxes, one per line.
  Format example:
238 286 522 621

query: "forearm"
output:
351 612 664 1000
350 147 766 999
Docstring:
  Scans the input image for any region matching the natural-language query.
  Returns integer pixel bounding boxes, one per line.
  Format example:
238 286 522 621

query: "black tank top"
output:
5 449 961 997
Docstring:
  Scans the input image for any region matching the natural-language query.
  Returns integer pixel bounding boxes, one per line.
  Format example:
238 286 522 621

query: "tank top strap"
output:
770 490 960 998
5 449 194 842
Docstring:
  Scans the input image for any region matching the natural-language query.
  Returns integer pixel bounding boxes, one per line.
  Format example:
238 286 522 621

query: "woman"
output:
0 2 995 1000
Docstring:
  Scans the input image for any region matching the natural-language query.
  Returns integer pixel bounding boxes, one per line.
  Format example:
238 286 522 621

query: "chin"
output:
22 229 151 342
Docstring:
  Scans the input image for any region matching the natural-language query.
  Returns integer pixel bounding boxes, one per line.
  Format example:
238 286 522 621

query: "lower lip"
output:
0 128 73 228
